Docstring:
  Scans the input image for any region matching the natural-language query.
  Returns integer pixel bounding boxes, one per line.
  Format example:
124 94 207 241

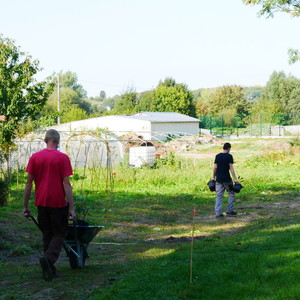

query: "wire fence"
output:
199 113 300 138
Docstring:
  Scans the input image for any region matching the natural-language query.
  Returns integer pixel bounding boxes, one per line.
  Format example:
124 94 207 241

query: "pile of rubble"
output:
119 133 221 154
157 134 222 154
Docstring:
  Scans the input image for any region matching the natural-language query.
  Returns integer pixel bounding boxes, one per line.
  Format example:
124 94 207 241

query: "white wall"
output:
151 122 199 141
284 125 300 135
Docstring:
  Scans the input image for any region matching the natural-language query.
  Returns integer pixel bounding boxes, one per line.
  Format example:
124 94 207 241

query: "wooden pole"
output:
190 207 196 285
57 75 60 125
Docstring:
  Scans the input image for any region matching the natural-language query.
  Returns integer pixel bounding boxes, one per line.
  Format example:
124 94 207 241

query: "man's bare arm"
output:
229 164 239 183
212 163 217 180
23 173 34 217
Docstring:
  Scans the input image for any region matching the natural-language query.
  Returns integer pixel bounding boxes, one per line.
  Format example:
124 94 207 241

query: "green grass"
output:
1 138 300 299
89 218 300 300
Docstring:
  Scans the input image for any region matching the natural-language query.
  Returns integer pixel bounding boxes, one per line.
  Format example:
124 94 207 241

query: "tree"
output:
58 71 87 98
194 86 249 128
208 85 249 115
196 100 210 116
46 71 92 122
152 78 195 116
114 89 138 114
99 90 106 99
195 88 216 116
252 71 300 119
243 0 300 17
0 34 53 178
137 90 155 111
243 0 300 63
288 48 300 64
61 106 88 123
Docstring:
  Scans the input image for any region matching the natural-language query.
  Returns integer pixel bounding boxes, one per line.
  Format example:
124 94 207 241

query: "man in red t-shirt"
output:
23 129 75 281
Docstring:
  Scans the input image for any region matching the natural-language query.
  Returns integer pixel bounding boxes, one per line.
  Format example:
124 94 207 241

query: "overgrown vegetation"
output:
0 179 9 206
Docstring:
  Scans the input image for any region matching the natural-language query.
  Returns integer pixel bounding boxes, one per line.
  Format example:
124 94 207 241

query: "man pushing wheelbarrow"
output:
23 129 76 281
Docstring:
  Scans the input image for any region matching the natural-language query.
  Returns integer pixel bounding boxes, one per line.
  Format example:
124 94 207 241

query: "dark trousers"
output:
37 205 69 264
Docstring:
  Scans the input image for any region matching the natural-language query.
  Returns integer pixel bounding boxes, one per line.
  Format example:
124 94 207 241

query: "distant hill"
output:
192 85 264 101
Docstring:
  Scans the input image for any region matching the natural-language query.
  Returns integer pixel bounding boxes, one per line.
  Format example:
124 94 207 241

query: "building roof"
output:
47 112 200 133
120 112 200 123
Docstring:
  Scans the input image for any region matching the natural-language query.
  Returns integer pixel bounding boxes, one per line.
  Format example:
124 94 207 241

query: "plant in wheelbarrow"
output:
64 194 104 270
74 194 91 225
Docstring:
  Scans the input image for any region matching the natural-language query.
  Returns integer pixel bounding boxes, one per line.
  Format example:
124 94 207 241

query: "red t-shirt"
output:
26 149 73 208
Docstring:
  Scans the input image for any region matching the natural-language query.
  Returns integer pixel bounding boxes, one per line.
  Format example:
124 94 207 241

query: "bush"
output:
0 179 9 206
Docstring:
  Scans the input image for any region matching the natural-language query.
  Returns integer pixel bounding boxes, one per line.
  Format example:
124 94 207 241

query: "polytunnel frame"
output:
63 131 116 193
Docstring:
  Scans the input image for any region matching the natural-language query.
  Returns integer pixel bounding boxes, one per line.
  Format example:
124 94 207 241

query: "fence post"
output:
221 114 224 138
259 113 262 136
236 114 239 138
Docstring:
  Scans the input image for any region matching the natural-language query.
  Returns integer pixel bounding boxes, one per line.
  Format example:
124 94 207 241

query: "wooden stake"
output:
190 207 196 285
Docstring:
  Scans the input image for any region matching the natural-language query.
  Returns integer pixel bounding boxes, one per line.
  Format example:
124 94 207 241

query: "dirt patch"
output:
30 288 64 300
158 135 222 154
164 235 206 243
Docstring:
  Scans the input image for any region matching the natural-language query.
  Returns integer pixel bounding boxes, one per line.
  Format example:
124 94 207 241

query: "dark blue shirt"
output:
214 152 233 183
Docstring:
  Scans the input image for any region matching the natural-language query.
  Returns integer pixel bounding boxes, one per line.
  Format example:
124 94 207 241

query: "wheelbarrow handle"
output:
30 216 42 231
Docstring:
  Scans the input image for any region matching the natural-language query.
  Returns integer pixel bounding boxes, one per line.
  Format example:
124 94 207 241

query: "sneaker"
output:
39 256 54 281
226 211 237 216
216 214 224 218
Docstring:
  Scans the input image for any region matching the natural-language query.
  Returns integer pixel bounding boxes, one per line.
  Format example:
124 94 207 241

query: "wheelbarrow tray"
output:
64 224 104 269
29 216 104 269
66 225 104 244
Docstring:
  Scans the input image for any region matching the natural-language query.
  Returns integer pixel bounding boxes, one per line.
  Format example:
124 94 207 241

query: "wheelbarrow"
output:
30 216 104 269
63 221 104 269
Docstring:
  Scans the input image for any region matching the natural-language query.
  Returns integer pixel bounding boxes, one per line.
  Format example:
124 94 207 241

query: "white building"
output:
50 111 200 142
9 112 200 170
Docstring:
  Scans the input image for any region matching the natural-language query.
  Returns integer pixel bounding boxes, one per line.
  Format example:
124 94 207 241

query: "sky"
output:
1 0 300 98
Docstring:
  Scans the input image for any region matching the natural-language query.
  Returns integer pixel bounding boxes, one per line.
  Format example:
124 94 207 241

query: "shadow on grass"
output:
89 213 300 300
2 185 300 299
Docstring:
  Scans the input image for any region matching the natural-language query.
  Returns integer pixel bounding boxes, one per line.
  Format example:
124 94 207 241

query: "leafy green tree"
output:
196 100 210 116
197 86 249 128
0 34 53 178
137 90 155 111
288 48 300 64
152 78 195 116
45 71 91 123
114 90 138 114
195 88 216 116
61 106 88 123
243 0 300 17
243 0 300 64
48 87 79 112
58 71 87 98
208 85 249 116
99 90 106 99
252 71 300 119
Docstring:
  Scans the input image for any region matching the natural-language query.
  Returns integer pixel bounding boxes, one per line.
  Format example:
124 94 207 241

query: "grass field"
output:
1 137 300 299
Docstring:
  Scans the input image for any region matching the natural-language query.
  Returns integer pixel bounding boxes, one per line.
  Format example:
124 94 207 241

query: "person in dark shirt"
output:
212 142 239 218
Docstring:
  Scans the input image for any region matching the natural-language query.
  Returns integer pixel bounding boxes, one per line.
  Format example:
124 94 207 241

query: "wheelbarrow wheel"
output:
69 244 86 269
